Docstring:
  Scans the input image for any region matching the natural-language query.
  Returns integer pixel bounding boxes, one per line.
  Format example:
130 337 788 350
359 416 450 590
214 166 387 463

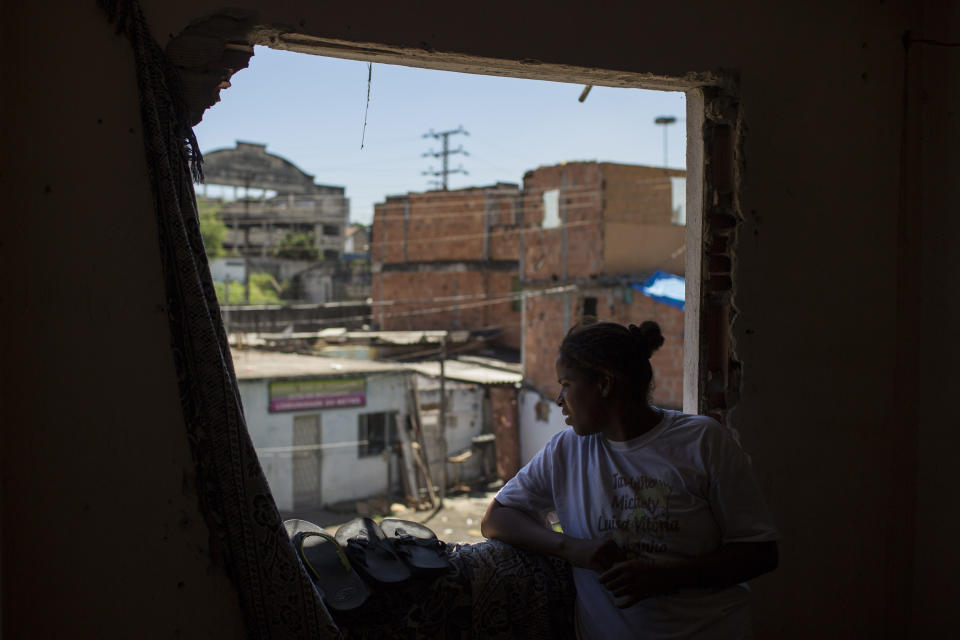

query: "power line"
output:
221 244 685 332
373 218 600 248
226 285 575 330
422 126 469 190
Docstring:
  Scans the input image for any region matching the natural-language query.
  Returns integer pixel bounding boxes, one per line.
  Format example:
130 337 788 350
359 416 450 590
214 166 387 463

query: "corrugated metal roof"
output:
406 359 523 386
232 349 411 380
260 329 475 345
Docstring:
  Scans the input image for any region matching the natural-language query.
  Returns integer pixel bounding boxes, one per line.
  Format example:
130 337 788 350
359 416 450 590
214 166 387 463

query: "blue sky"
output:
194 47 687 225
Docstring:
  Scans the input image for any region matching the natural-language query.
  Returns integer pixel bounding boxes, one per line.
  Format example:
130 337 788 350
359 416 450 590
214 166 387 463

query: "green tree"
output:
197 199 228 258
272 230 319 260
215 272 285 305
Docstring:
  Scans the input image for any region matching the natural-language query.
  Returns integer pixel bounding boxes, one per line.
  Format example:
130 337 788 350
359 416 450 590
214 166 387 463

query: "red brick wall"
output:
405 191 485 261
373 187 522 265
372 197 406 264
522 291 575 401
372 270 522 349
521 162 686 281
371 185 523 349
522 163 606 281
490 194 522 260
524 289 684 409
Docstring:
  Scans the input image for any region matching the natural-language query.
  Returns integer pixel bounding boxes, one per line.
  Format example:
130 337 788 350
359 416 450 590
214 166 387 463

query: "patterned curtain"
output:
97 1 342 637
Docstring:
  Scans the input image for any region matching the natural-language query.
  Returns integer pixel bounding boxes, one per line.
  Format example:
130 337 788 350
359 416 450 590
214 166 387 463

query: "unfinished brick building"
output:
371 183 524 348
521 162 687 409
371 163 687 405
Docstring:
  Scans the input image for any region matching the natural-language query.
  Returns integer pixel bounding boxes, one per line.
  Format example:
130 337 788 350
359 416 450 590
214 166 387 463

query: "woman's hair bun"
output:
628 321 665 359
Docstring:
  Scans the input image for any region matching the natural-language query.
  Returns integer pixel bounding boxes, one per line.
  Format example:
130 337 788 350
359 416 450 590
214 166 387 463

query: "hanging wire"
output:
361 62 372 149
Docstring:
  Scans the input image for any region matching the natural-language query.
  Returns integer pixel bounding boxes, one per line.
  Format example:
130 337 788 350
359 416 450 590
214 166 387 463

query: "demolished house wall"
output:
3 0 957 637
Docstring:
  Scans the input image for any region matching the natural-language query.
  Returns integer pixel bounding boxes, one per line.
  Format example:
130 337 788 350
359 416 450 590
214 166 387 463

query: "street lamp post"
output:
654 116 677 167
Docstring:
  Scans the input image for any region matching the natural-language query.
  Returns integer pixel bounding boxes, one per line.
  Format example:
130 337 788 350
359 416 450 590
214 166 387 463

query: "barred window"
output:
358 412 397 457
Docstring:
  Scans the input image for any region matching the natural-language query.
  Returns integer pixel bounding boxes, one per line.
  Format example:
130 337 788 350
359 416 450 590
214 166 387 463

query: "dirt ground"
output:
280 488 498 544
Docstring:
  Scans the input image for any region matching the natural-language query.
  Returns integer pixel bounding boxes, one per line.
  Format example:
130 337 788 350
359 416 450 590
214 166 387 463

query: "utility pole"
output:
422 126 469 190
654 116 677 168
437 332 449 507
242 177 251 303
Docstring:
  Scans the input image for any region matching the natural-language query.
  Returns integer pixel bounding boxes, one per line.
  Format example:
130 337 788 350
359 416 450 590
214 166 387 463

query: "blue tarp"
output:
632 270 685 310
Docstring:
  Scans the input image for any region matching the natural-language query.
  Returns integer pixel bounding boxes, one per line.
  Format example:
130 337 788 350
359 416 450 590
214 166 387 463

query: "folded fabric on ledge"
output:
332 539 576 639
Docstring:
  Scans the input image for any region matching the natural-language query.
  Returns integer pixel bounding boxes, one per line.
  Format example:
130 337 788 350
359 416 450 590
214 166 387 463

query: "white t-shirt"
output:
496 409 779 639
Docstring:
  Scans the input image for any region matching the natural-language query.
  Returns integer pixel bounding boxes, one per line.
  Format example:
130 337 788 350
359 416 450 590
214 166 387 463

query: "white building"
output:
518 389 567 464
407 357 524 487
233 350 412 511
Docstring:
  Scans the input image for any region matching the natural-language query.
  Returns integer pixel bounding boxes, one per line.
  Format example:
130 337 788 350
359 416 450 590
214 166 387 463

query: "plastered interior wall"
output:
3 0 957 637
1 2 248 636
904 6 959 629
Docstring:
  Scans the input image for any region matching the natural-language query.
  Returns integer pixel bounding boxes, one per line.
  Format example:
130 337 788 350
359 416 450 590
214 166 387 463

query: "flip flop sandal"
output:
380 518 451 573
283 519 370 611
335 517 411 584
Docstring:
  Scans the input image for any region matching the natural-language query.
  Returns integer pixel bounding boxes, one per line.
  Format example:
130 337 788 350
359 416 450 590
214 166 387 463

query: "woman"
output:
481 320 779 639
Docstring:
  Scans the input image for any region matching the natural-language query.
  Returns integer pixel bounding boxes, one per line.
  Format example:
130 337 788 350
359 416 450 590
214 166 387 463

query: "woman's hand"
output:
597 541 779 608
598 560 674 608
562 537 627 572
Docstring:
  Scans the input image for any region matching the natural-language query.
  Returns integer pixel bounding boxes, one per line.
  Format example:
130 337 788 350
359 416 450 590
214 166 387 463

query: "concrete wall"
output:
604 222 685 275
417 379 487 484
1 2 249 635
518 389 567 464
208 257 246 283
3 0 957 637
601 164 686 275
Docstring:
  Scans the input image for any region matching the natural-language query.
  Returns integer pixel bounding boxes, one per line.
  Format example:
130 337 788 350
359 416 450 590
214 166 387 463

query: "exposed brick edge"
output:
700 87 742 424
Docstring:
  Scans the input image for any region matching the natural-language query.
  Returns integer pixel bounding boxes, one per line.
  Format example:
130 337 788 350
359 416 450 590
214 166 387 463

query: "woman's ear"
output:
598 375 612 398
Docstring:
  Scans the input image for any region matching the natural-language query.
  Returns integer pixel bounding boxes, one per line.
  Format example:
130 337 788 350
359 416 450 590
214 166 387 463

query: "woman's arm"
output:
598 540 779 607
481 499 625 571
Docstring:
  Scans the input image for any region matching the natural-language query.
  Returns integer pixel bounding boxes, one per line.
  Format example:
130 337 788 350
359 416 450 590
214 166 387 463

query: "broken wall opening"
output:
168 13 744 503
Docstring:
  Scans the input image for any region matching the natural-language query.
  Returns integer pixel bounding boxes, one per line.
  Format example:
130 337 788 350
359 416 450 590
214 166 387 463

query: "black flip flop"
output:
283 519 370 611
380 518 451 573
335 517 411 584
